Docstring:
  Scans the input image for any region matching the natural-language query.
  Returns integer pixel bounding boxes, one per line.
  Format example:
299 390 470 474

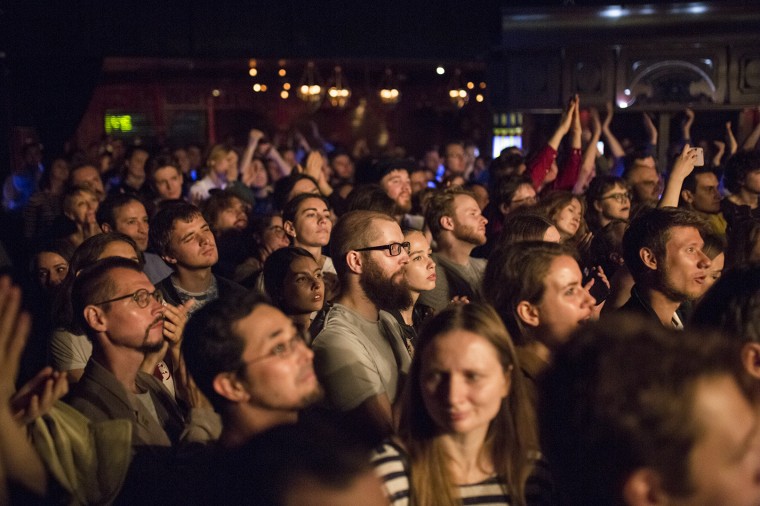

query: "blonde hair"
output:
398 303 537 506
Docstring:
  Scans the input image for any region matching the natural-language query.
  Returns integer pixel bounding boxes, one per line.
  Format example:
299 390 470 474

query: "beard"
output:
139 316 167 354
359 257 413 311
653 265 696 303
453 220 487 246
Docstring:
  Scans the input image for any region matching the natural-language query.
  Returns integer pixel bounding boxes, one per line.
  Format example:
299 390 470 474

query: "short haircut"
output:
146 154 180 182
540 313 751 505
483 241 576 345
723 150 760 195
182 292 273 412
67 163 99 185
96 193 145 229
681 167 717 195
71 257 143 337
622 148 657 180
622 207 709 281
329 210 396 280
149 201 202 257
263 247 315 307
424 187 476 240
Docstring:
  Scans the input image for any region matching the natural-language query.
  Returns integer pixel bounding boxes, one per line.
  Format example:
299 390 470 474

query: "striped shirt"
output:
371 441 555 506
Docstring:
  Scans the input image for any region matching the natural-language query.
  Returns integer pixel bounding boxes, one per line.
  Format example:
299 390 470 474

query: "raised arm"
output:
742 108 760 151
726 121 738 156
602 101 626 159
239 129 264 186
527 96 577 190
574 107 602 194
658 144 698 208
642 112 658 149
682 108 694 144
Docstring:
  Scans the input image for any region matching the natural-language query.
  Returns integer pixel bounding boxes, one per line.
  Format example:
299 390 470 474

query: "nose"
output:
445 375 465 406
138 221 148 235
697 250 712 269
399 250 410 265
582 287 595 308
427 258 436 270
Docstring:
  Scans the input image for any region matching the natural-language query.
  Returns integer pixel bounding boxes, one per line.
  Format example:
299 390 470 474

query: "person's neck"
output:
92 346 143 394
290 312 312 331
399 292 420 326
209 171 227 187
124 172 144 190
438 429 492 484
337 283 379 321
732 188 759 209
298 243 324 265
436 237 474 266
523 339 552 364
219 407 298 448
173 266 214 293
641 285 682 327
49 179 66 195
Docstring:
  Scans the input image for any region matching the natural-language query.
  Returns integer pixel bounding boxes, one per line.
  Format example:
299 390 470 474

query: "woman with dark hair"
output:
584 175 631 233
263 247 325 336
497 213 561 250
482 241 595 409
371 303 544 506
231 213 291 288
30 239 75 295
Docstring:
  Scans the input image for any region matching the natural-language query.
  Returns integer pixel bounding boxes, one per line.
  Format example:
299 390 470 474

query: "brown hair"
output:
424 187 477 240
329 210 396 280
398 303 536 506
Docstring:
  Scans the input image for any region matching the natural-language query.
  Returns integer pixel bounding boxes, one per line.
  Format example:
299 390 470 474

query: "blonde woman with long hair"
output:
371 303 550 506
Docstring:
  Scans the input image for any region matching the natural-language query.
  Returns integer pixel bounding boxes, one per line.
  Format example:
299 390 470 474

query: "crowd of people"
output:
2 96 760 505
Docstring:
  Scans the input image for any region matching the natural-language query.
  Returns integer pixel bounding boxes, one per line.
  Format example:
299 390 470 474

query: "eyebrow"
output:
410 249 426 256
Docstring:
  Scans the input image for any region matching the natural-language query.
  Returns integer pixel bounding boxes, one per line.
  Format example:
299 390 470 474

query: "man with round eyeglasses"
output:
182 291 323 448
65 257 221 448
312 210 413 445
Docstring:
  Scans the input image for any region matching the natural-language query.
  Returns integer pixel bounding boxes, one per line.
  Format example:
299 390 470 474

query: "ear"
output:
741 343 760 381
439 215 455 232
639 247 658 271
84 305 107 333
516 301 540 328
593 200 603 213
498 202 510 216
283 220 296 239
622 468 669 506
681 189 694 205
609 251 625 266
161 254 178 265
212 373 250 403
101 223 113 233
345 250 364 275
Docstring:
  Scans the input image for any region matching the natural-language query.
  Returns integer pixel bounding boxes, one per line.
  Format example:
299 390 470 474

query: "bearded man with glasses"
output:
311 210 413 445
65 257 221 449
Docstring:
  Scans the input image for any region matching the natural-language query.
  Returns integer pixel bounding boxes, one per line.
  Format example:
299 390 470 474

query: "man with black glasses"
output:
312 210 413 444
65 257 220 448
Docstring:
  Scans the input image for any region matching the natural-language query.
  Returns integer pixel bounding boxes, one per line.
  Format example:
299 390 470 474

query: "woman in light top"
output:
371 303 547 506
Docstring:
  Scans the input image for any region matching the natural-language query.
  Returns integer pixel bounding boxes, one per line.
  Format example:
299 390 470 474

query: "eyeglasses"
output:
354 241 411 257
598 192 631 203
92 288 165 308
240 328 308 366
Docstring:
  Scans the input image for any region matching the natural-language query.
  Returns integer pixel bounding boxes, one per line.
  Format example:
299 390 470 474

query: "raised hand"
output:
11 367 68 426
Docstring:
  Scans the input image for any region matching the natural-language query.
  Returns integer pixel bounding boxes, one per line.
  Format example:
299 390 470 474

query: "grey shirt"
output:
312 303 412 411
417 253 486 312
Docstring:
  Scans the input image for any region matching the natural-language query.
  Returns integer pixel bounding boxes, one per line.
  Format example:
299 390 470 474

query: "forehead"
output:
630 164 658 180
382 169 409 182
237 304 292 352
666 226 703 247
171 214 207 237
115 200 147 217
368 218 403 243
602 183 627 194
292 179 319 194
154 165 180 178
297 197 329 213
445 144 465 155
695 172 718 186
423 329 502 366
37 251 67 265
453 194 479 211
72 166 99 180
99 241 138 260
406 231 429 250
109 267 152 291
544 255 581 285
288 255 319 273
515 183 536 197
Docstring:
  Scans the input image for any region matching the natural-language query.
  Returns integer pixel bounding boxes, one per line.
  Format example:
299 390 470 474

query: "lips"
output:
427 273 437 282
